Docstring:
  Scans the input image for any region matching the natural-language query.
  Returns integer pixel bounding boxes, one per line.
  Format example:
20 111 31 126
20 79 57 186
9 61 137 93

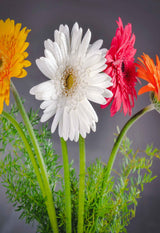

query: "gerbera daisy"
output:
101 17 137 116
0 18 31 113
137 53 160 101
30 22 113 141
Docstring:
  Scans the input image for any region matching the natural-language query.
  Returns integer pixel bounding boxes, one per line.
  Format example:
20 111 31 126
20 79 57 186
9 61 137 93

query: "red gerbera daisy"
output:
101 17 137 116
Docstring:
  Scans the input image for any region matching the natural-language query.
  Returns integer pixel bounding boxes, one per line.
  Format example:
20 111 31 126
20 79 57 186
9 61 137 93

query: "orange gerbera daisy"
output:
0 18 31 113
137 53 160 101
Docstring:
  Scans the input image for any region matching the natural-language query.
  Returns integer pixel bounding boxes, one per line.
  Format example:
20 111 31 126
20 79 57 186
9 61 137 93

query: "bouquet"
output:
0 17 160 233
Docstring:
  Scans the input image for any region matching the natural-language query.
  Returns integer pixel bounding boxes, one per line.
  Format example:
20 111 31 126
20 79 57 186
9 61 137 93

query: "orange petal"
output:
138 83 155 95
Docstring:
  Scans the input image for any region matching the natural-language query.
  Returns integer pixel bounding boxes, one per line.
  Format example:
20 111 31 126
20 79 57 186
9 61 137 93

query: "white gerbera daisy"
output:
30 22 113 141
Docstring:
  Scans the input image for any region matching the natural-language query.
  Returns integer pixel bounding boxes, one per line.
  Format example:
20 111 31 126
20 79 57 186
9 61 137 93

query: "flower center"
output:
0 58 3 68
62 67 79 97
66 74 74 90
0 55 5 72
121 61 125 73
121 61 130 79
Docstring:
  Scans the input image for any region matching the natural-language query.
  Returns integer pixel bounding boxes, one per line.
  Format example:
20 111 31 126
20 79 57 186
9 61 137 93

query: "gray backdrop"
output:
0 0 160 232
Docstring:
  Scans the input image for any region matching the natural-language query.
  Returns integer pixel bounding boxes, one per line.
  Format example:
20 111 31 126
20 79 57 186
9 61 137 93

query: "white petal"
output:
91 80 112 89
87 85 104 95
103 89 113 98
71 22 79 38
30 81 56 100
36 57 56 80
89 74 113 89
90 58 106 71
74 131 79 142
59 24 70 50
78 103 90 134
88 73 108 83
105 80 113 88
36 58 52 80
87 91 107 105
44 39 53 51
51 108 63 133
100 48 108 57
80 99 97 125
54 30 61 44
84 54 103 70
68 109 76 141
76 101 95 138
54 30 68 61
44 103 57 113
59 32 69 60
44 40 63 65
69 109 79 141
105 73 112 82
83 100 98 122
87 39 103 57
58 117 63 138
40 100 55 109
44 49 58 68
78 113 87 138
91 121 96 132
40 108 56 122
62 106 70 141
79 100 93 123
78 29 91 57
71 23 82 53
89 64 107 76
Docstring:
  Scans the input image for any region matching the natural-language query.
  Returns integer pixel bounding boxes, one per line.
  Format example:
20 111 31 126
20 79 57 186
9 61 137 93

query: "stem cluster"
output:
1 81 155 233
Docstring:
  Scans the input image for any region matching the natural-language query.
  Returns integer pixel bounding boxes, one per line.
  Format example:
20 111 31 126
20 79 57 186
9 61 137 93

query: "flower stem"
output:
60 138 72 233
1 111 44 195
106 104 154 180
77 135 86 233
10 81 59 233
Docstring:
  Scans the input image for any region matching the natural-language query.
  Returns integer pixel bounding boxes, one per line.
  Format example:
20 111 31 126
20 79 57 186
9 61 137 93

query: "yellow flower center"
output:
62 67 78 96
66 74 74 90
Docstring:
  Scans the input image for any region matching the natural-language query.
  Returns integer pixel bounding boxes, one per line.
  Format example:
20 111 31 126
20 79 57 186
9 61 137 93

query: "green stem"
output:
77 135 86 233
2 111 45 195
10 81 59 233
60 138 72 233
106 104 154 180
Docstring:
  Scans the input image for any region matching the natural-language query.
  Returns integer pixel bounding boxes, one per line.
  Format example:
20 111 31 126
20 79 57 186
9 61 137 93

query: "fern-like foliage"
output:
0 103 160 233
84 135 160 233
0 103 64 233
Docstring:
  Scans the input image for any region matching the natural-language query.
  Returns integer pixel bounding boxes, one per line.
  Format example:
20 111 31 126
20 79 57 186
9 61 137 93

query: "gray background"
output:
1 0 160 232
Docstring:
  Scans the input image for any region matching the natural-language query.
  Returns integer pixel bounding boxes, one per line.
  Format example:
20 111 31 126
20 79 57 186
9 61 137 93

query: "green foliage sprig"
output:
84 134 160 233
0 103 63 233
0 103 160 233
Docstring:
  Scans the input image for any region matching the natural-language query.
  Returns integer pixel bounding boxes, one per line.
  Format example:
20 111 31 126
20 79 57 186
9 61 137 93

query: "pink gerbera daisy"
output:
101 17 137 116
